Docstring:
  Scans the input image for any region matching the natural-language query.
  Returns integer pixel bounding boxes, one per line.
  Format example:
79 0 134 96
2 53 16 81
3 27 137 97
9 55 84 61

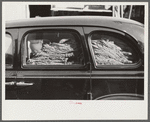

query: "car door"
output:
83 27 144 100
5 29 18 99
15 27 91 100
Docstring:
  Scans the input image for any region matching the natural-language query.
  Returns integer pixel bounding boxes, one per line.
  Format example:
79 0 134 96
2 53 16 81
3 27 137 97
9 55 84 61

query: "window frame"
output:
88 31 142 69
21 29 87 69
5 33 14 69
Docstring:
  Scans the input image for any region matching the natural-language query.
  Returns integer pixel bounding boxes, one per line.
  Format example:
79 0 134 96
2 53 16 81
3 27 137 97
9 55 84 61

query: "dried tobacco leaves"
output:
92 39 132 65
27 39 82 65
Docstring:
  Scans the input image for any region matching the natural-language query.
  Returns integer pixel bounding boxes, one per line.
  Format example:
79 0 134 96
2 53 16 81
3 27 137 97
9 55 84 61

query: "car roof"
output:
6 16 144 45
6 16 143 28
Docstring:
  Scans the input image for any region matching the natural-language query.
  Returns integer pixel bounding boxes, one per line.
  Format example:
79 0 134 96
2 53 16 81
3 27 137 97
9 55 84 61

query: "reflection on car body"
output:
5 16 144 100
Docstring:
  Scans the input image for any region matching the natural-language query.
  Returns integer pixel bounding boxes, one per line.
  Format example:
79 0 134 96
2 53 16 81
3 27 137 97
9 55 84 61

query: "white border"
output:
2 2 148 120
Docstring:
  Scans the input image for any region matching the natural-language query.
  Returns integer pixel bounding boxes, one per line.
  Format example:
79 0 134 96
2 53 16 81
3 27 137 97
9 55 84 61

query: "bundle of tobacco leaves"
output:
92 39 132 65
27 39 81 65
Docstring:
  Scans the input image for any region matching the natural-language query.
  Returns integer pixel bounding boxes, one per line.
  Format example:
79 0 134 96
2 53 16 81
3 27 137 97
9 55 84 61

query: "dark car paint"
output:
5 16 144 100
6 26 91 99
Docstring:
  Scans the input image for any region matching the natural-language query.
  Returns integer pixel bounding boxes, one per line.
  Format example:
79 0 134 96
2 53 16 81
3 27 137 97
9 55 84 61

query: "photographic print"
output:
2 1 148 120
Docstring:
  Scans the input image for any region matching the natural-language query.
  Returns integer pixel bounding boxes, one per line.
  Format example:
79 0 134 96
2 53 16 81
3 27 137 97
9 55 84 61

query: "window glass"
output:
90 32 139 66
24 31 84 66
5 34 13 68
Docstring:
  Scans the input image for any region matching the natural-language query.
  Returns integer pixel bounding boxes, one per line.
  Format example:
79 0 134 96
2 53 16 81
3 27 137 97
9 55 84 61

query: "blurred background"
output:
4 3 144 24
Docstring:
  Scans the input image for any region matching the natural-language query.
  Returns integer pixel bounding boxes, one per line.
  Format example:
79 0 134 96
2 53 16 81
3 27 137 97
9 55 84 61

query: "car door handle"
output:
6 81 34 86
16 81 34 86
5 81 16 86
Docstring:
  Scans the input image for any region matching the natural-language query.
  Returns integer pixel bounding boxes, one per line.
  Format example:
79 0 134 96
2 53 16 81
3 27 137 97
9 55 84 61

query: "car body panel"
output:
12 26 91 99
83 26 144 99
5 29 18 99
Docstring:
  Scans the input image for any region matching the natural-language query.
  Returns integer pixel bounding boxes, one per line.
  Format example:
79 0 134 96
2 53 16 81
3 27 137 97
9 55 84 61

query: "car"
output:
5 16 144 100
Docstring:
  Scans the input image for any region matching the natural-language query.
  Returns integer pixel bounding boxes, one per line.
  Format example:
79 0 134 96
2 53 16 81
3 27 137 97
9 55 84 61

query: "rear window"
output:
22 30 85 68
89 32 139 66
5 34 13 69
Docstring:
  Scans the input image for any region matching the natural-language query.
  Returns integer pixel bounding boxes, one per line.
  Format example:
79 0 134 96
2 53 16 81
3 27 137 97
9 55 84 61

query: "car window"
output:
5 34 13 69
89 32 139 66
23 30 84 67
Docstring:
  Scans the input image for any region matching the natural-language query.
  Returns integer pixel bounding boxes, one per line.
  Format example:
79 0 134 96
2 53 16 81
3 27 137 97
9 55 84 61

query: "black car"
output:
5 16 144 100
